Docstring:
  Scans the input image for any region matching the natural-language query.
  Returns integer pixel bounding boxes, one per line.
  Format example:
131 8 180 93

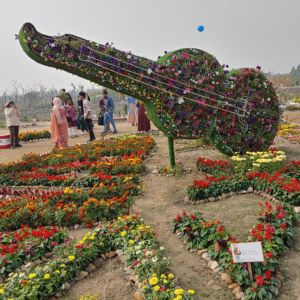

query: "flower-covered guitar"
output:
18 23 280 166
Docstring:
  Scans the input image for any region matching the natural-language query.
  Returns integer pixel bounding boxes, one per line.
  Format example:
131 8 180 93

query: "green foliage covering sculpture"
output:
19 23 280 166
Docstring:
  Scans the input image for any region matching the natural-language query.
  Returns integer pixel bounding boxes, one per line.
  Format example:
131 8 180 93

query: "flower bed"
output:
0 135 155 175
0 226 67 278
173 202 298 300
0 175 141 230
189 151 300 205
0 214 196 300
19 130 51 142
277 123 300 144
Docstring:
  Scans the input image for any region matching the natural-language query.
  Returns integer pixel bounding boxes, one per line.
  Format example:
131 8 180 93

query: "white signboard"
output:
231 242 264 263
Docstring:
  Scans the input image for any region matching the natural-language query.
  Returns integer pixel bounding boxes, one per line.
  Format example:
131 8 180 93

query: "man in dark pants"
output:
79 91 95 142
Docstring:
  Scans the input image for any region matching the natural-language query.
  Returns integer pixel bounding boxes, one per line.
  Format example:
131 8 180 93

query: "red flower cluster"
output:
193 175 227 189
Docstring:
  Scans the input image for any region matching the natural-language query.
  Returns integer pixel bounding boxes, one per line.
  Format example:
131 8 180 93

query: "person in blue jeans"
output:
102 89 117 134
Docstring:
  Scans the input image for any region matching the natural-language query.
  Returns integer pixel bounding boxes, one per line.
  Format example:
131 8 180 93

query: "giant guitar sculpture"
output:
19 23 280 166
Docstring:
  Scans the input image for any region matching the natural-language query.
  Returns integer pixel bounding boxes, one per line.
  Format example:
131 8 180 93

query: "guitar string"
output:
79 54 246 117
80 48 246 113
80 44 248 105
30 32 249 111
27 34 247 117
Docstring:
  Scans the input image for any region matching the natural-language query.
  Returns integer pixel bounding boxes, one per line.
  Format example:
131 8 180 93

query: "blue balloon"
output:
197 25 205 32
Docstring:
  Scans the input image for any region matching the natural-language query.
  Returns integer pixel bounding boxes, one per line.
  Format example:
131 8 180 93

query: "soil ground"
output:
0 116 299 300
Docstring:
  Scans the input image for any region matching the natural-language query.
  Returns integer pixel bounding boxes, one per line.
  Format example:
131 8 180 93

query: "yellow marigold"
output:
153 285 160 292
68 255 75 261
149 276 158 285
44 274 51 280
174 288 184 295
0 288 4 294
167 273 174 279
28 273 36 279
188 289 196 294
120 231 127 237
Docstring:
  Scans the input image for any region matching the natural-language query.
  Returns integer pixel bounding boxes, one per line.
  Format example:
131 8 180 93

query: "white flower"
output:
152 257 158 263
147 68 153 75
177 97 184 104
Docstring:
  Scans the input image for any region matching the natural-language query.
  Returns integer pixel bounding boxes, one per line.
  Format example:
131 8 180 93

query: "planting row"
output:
0 214 196 300
0 174 140 230
0 226 67 279
189 150 300 205
0 135 155 175
19 130 51 142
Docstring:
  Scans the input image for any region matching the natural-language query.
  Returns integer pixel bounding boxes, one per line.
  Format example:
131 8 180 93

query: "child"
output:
65 98 78 138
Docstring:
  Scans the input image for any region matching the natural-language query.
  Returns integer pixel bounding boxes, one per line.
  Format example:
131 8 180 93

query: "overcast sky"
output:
1 0 299 93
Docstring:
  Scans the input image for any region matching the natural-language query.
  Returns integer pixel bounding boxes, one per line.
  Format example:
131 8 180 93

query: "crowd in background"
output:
4 88 151 150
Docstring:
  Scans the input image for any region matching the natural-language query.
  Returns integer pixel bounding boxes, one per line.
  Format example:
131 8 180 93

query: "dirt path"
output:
64 257 135 300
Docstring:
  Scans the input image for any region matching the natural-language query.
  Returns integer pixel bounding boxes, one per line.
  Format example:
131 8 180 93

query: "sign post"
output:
231 242 264 282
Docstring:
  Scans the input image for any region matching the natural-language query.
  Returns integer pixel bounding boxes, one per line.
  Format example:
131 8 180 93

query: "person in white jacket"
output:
4 101 22 149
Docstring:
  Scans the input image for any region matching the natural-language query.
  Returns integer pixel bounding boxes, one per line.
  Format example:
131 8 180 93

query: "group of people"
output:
51 89 118 149
4 88 150 151
127 96 151 132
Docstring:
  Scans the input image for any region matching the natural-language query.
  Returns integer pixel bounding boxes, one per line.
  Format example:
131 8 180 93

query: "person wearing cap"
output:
4 101 21 149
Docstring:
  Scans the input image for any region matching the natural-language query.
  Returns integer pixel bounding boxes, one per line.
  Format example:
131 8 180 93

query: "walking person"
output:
65 98 78 138
102 89 117 134
4 101 21 149
79 91 95 142
137 101 151 132
77 95 87 134
127 96 138 126
50 97 68 149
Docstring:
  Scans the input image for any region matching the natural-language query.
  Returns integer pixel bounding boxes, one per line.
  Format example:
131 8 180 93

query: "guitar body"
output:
19 23 280 157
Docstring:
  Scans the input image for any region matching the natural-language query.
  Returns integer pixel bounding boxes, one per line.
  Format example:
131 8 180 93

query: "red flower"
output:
280 223 287 229
276 210 285 219
176 214 181 222
185 226 191 233
264 270 272 280
256 223 264 231
217 225 225 233
51 241 58 247
256 275 265 287
190 213 196 220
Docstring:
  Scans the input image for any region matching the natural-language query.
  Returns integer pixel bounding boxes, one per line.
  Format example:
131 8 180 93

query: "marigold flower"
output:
153 285 160 292
68 255 75 261
174 288 184 295
149 276 158 285
44 273 51 280
28 273 36 279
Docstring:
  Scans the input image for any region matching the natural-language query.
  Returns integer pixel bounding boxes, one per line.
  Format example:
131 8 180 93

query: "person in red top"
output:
65 98 78 138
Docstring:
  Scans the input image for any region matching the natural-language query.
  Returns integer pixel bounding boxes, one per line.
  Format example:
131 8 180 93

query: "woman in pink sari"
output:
51 97 68 148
